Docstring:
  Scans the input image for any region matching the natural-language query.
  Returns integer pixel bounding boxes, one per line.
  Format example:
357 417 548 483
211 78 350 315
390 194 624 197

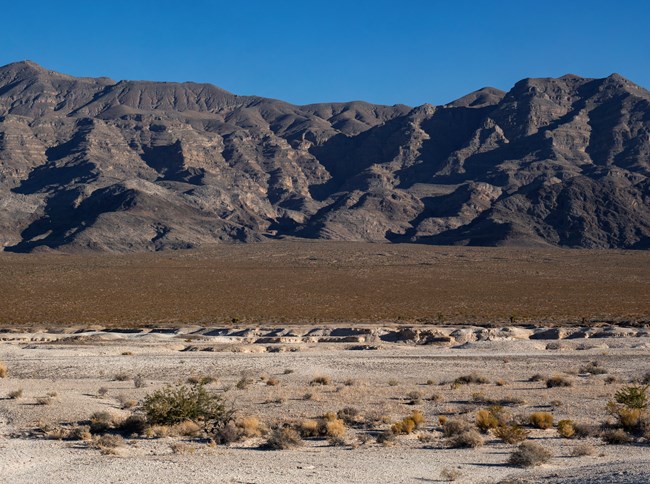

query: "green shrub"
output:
141 383 233 432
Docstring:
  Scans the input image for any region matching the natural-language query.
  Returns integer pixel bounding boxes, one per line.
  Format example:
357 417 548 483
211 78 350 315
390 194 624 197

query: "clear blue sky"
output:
2 0 649 106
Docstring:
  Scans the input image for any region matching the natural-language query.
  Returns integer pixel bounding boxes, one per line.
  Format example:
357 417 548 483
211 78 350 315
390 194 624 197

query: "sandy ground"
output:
1 326 649 483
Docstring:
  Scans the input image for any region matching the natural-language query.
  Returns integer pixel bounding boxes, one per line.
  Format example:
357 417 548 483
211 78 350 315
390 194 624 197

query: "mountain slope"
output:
0 61 648 252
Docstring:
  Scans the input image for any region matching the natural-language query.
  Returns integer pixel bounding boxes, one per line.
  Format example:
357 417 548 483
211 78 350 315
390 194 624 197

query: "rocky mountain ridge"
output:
0 61 648 251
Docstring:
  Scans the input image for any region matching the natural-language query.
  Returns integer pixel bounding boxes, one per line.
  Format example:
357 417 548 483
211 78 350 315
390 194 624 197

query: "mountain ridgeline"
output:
0 61 648 252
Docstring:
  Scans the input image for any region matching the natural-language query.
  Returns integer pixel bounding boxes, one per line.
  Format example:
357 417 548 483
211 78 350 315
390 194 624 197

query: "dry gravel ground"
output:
1 330 649 483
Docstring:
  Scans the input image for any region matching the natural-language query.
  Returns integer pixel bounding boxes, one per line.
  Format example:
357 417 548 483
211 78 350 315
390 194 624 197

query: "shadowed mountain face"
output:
0 61 648 252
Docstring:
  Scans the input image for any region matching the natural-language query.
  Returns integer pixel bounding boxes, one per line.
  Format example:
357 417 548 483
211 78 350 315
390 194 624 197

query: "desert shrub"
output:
602 428 632 445
310 375 332 386
67 425 92 441
440 467 463 481
170 442 196 455
388 379 399 387
236 377 254 390
266 377 280 386
90 411 117 434
116 394 137 410
607 385 649 432
509 442 552 467
94 434 124 450
299 419 320 438
407 390 423 405
141 383 233 432
573 422 599 439
546 375 573 388
8 389 23 399
614 385 648 409
324 418 346 438
215 421 242 444
528 373 545 382
454 373 489 385
337 407 361 425
114 373 130 382
376 430 397 446
557 419 576 438
604 375 620 385
265 427 303 450
392 410 425 435
0 362 8 378
438 416 448 425
133 375 146 388
447 429 484 448
187 375 217 385
119 415 147 436
238 416 262 437
579 361 607 375
98 387 109 397
35 396 53 406
476 406 507 432
430 393 442 402
529 412 554 429
283 369 294 375
442 419 471 437
494 424 530 444
571 443 596 457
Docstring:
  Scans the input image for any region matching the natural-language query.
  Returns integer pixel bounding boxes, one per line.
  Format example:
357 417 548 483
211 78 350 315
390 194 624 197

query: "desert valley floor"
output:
0 242 649 483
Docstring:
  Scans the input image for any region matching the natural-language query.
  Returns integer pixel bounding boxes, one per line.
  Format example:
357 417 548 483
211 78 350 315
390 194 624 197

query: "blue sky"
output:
2 0 649 106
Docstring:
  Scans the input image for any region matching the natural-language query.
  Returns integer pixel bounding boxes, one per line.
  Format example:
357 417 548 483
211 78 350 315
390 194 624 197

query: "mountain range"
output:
0 60 648 252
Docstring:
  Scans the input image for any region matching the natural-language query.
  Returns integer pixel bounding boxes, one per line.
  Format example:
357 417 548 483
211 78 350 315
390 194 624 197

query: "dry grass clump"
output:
298 419 320 438
133 374 146 388
97 387 109 397
0 362 7 378
494 424 530 444
557 419 576 438
114 372 130 382
529 412 554 429
236 377 254 390
266 377 280 386
391 410 425 435
546 375 573 388
454 373 489 385
310 375 332 386
90 411 119 434
8 389 23 399
440 467 463 481
93 434 125 454
475 406 507 433
324 417 346 438
265 427 303 450
529 373 545 382
508 442 552 467
571 443 596 457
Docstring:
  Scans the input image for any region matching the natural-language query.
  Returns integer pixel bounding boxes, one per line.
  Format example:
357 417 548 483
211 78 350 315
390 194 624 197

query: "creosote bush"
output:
509 442 552 467
141 383 233 432
529 412 554 429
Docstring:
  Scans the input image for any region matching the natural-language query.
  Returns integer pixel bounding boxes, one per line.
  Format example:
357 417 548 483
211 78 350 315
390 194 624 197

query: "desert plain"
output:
1 241 649 483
